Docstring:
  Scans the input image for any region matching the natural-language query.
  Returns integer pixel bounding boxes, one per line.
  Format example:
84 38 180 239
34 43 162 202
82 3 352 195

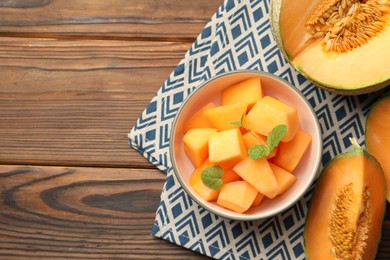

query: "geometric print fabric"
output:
128 0 389 259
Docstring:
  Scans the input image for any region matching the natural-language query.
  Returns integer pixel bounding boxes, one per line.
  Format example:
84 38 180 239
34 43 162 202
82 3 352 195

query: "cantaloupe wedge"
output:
242 131 278 159
208 128 247 168
221 77 263 111
251 192 265 207
244 96 299 142
184 102 216 132
189 159 220 201
204 102 247 131
233 157 279 199
216 180 258 213
183 128 217 167
269 162 297 195
221 167 241 183
271 129 312 172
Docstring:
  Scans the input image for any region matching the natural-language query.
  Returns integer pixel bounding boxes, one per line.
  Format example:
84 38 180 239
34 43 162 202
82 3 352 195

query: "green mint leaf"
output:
201 165 224 190
230 113 245 127
248 145 270 160
266 124 287 151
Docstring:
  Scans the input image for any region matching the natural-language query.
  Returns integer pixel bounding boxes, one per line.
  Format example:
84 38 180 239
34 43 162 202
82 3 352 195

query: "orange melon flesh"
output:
184 102 216 132
221 167 241 183
204 102 247 131
271 129 312 172
221 77 263 111
189 159 220 202
251 192 265 207
233 157 279 199
269 162 297 195
216 180 258 213
242 131 278 159
366 95 390 202
292 20 390 91
208 128 247 168
244 96 299 142
305 147 386 260
183 128 217 167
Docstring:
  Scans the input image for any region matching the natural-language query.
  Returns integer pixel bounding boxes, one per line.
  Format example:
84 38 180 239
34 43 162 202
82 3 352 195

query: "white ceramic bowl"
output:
170 70 322 221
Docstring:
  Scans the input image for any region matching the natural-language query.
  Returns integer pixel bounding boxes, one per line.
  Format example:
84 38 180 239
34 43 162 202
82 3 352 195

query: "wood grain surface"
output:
1 0 390 259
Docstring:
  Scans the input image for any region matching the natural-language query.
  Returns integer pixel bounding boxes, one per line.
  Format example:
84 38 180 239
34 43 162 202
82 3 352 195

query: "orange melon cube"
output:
189 159 220 201
183 128 217 167
184 102 216 132
216 181 258 213
208 128 247 168
221 168 241 183
251 192 265 207
271 129 312 172
233 157 279 199
244 96 299 142
242 131 278 159
204 102 247 131
221 77 263 111
269 162 297 195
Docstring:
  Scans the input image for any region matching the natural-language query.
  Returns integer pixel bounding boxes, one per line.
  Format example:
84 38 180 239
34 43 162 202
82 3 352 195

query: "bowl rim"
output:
169 69 322 221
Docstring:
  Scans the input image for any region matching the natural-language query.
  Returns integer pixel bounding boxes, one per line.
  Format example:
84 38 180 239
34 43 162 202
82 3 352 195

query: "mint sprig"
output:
201 165 224 190
230 113 287 160
248 125 287 160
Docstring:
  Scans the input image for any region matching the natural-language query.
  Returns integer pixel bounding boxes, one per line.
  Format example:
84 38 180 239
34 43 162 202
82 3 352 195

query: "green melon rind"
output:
304 143 386 259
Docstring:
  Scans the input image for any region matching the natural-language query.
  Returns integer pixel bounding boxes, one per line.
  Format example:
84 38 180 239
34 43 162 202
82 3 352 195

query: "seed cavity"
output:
329 183 371 260
305 0 390 53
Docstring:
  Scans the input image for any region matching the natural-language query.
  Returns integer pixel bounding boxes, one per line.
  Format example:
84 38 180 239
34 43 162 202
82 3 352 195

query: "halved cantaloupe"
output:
366 94 390 201
208 128 247 168
304 143 386 259
189 159 220 202
221 77 263 111
271 129 312 172
204 102 247 131
233 157 279 199
184 102 216 132
183 128 217 167
270 0 390 94
216 180 258 213
244 96 299 142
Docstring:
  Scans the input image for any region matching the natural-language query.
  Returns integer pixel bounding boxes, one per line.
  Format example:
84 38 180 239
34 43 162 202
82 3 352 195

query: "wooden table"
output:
0 1 389 259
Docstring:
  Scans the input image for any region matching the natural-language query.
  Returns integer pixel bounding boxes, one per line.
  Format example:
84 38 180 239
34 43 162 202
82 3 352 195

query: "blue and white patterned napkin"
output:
128 0 387 258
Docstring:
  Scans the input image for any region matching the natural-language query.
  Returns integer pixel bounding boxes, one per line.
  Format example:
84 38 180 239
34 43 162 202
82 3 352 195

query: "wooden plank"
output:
0 0 223 40
0 165 209 259
0 37 191 168
0 164 390 259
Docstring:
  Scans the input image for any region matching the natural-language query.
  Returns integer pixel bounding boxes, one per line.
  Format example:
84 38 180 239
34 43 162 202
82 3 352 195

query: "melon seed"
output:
305 0 390 53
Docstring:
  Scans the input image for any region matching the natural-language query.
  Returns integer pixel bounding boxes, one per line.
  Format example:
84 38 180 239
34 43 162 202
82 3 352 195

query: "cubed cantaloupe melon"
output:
269 162 297 195
183 128 217 167
271 129 312 172
208 128 247 168
189 159 220 201
221 167 241 183
242 131 278 159
216 180 258 213
204 102 247 131
221 77 263 111
244 96 299 142
251 192 265 207
233 157 279 199
184 102 216 132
